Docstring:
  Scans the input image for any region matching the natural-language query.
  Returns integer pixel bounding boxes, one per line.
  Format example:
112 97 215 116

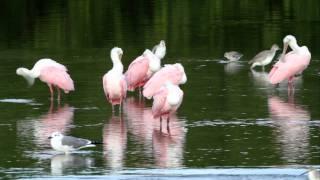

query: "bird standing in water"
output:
269 35 311 87
16 58 74 101
143 63 187 99
152 82 184 131
248 44 280 70
125 40 166 92
49 132 100 154
103 47 127 113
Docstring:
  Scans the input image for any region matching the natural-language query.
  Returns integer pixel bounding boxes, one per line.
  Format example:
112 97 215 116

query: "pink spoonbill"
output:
152 82 184 130
143 63 187 99
269 35 311 87
16 58 74 101
125 40 166 92
102 47 127 112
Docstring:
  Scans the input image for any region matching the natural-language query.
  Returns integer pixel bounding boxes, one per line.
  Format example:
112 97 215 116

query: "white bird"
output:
152 40 166 60
49 132 100 154
248 44 280 70
102 47 127 112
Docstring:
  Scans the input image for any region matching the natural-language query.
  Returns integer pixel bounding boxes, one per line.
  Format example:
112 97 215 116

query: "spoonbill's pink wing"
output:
143 65 183 99
269 53 310 84
40 66 74 93
125 56 149 91
152 87 168 118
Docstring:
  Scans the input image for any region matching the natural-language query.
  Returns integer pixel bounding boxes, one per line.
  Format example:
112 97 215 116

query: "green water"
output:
0 0 320 178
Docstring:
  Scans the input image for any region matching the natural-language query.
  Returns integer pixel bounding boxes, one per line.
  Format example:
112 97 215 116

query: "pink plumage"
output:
16 58 74 100
124 56 150 91
269 52 310 84
152 82 184 122
143 63 187 99
268 35 311 85
102 47 127 110
40 66 74 93
125 48 163 92
103 75 127 105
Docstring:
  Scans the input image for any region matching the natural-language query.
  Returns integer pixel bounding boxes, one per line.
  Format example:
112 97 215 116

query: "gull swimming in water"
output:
49 132 101 154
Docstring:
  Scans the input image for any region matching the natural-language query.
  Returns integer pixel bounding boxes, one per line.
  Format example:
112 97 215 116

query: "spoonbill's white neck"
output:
154 40 166 59
282 35 301 54
144 49 160 72
110 47 124 73
111 57 123 73
288 40 300 52
16 67 40 85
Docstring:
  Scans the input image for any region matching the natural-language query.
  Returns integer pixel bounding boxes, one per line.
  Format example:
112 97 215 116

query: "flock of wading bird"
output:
16 34 311 153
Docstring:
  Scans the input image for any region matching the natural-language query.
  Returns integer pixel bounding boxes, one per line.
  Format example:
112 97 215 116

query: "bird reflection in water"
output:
152 114 186 168
224 61 242 75
51 154 94 176
123 97 186 168
268 95 310 163
250 69 271 88
33 103 74 146
103 115 127 170
17 102 74 148
250 69 302 95
123 97 154 157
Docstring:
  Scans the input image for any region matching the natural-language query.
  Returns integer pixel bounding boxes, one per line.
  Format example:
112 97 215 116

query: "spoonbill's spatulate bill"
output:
248 44 280 70
102 47 127 112
269 35 311 85
16 58 74 100
125 40 166 91
49 132 100 154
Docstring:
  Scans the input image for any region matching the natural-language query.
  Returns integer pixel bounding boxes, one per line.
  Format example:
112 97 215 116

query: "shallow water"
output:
0 0 320 178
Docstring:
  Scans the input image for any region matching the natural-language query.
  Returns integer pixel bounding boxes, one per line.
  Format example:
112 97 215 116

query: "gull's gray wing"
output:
61 136 92 149
248 50 271 64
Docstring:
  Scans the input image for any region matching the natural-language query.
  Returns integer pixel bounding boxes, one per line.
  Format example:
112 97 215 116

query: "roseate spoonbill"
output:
143 63 187 99
248 44 280 70
224 51 243 61
102 47 127 112
269 35 311 86
16 58 74 100
125 40 166 91
152 82 184 129
49 132 101 154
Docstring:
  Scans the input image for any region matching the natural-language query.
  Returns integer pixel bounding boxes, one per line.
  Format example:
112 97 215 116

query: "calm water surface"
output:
0 0 320 178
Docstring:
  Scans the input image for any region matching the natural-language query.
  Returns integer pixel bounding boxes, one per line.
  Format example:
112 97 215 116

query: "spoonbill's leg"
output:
48 84 54 101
